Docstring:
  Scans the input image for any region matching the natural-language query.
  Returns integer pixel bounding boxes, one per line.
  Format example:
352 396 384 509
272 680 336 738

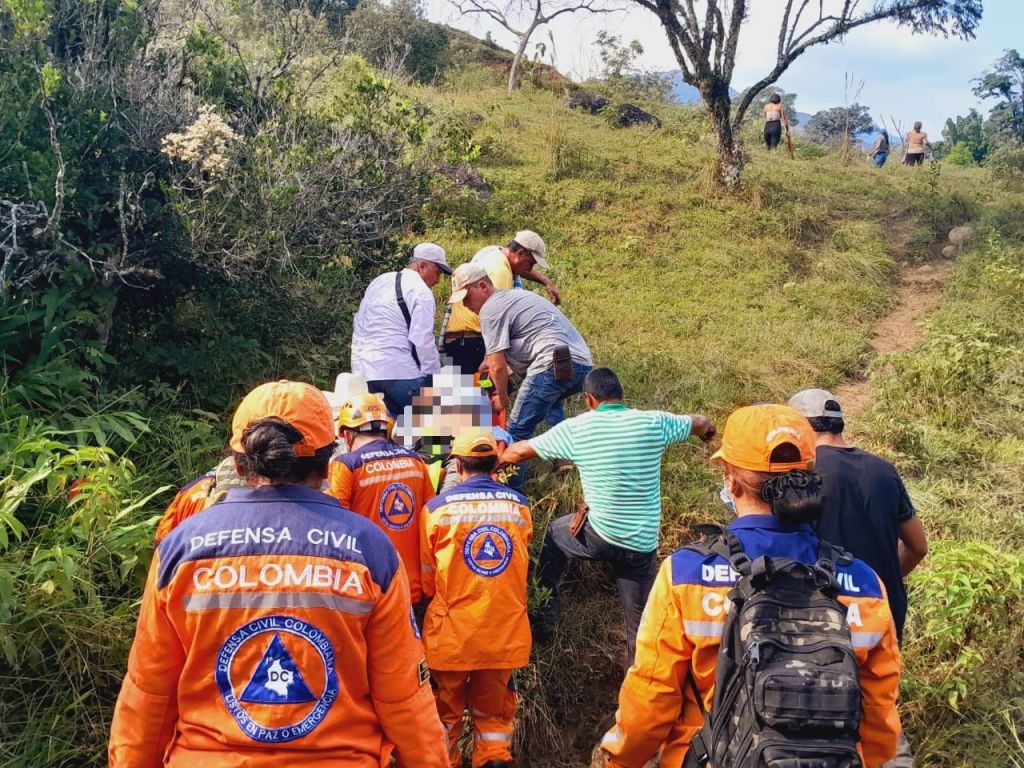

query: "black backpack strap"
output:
394 271 422 371
683 674 711 768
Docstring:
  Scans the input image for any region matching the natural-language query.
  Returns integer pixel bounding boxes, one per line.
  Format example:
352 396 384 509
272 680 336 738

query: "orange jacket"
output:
328 439 434 603
419 475 532 670
601 516 902 768
109 484 447 768
154 472 216 544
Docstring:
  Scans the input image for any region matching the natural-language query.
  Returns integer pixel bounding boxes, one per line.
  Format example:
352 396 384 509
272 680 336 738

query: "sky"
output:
422 0 1021 137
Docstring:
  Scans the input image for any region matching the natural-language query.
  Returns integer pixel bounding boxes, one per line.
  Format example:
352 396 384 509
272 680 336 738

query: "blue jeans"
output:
507 363 590 490
873 151 889 167
368 376 429 417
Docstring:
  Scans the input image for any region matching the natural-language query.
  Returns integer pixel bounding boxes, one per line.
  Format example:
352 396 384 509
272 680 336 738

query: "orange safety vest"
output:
419 475 532 670
154 472 216 544
601 516 902 768
109 484 447 768
328 439 434 603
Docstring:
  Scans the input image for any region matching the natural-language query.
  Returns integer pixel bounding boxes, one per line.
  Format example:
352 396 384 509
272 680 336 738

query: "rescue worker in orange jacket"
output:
328 392 435 604
420 429 533 768
154 457 248 544
109 380 448 768
597 404 902 768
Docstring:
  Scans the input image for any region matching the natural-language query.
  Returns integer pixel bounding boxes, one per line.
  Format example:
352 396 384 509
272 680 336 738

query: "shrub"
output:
346 0 450 83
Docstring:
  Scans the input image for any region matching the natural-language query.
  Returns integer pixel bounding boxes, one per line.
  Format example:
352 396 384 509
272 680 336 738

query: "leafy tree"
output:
973 49 1024 145
593 30 672 102
942 109 988 163
806 104 875 145
628 0 982 186
346 0 451 83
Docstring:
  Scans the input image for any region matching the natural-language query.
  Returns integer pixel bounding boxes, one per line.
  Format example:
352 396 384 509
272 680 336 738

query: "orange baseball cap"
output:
451 429 499 458
230 380 336 456
710 404 816 473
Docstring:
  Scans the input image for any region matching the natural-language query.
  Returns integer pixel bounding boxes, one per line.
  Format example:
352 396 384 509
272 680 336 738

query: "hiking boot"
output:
551 458 575 474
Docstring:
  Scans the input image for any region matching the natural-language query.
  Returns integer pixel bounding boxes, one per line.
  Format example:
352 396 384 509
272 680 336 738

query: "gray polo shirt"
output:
480 289 592 377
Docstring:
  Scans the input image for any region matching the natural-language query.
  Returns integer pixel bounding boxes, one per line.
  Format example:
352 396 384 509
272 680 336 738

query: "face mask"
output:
720 483 736 512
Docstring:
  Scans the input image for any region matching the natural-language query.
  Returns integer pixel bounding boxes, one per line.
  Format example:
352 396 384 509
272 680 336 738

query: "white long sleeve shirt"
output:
351 269 442 381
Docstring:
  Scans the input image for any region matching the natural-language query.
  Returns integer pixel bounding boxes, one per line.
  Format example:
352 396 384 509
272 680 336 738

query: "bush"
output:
346 0 450 83
944 141 978 166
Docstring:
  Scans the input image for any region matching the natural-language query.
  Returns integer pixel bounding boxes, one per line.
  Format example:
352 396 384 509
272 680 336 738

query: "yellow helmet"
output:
337 392 392 432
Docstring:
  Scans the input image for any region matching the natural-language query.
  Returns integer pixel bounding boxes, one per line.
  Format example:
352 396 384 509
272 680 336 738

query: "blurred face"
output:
506 247 536 276
463 281 489 313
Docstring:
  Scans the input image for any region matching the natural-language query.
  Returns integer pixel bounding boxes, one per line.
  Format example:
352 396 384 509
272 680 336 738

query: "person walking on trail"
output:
902 122 931 166
595 404 902 768
789 388 927 768
442 230 561 375
351 243 452 416
109 380 447 767
448 263 593 489
329 392 435 605
499 367 715 661
420 429 532 768
154 456 248 544
763 93 788 150
868 129 891 167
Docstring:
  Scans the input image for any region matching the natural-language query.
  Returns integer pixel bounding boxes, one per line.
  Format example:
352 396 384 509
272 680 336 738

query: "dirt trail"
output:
835 218 955 418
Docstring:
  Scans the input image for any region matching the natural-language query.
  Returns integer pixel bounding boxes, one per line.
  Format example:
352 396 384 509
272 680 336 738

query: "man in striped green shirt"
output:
500 367 714 660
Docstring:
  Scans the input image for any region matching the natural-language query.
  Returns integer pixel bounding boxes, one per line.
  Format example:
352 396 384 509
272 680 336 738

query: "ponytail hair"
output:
235 416 333 484
760 470 823 526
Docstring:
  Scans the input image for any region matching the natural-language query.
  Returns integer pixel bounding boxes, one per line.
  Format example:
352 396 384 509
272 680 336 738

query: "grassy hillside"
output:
405 74 1024 766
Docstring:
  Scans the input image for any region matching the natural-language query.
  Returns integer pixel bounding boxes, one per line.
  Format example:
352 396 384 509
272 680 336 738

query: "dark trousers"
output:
764 120 782 149
536 514 658 663
442 334 487 375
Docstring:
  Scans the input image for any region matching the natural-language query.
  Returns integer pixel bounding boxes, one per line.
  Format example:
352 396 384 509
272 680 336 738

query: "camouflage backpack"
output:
683 526 863 768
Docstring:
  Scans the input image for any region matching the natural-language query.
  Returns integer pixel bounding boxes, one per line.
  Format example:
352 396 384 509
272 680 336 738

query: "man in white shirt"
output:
351 243 451 416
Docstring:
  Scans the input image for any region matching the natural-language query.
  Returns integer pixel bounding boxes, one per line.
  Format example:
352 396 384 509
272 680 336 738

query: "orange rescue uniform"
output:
109 484 447 768
601 515 902 768
154 472 216 544
420 474 533 768
328 439 434 603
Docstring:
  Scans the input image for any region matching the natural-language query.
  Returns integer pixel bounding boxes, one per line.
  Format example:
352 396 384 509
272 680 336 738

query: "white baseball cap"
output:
788 389 844 419
513 230 548 269
448 262 490 304
413 242 452 274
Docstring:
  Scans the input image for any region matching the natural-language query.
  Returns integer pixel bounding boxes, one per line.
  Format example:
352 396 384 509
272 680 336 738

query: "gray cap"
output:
412 242 452 274
788 389 844 419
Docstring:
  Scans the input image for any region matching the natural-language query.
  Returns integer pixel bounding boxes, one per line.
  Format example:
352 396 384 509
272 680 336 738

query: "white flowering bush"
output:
161 106 239 180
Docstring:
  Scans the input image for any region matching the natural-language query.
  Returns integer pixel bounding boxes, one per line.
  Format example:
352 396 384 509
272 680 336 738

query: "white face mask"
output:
720 483 736 512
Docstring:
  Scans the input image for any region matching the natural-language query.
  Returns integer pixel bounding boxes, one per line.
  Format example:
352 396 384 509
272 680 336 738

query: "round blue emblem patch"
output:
463 524 513 577
216 615 339 743
379 483 415 531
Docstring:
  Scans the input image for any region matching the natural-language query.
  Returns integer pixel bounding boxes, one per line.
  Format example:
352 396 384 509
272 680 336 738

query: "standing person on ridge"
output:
329 392 435 606
902 122 931 166
109 380 447 767
442 230 561 376
763 93 789 151
351 243 452 416
789 388 928 768
594 404 902 768
868 129 891 167
420 429 532 768
499 367 715 662
448 263 593 490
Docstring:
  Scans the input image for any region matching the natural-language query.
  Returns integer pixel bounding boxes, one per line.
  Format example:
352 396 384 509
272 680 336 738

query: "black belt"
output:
444 332 483 340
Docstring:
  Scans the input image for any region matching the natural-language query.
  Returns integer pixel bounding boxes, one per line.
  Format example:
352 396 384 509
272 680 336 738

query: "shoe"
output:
551 459 575 474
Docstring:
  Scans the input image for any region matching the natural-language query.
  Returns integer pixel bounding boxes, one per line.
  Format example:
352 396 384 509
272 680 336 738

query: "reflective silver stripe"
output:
471 708 488 717
851 631 884 649
184 591 374 614
683 620 724 637
474 732 509 742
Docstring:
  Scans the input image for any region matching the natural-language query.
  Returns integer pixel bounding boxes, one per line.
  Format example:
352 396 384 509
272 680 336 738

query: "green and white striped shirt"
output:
529 403 692 552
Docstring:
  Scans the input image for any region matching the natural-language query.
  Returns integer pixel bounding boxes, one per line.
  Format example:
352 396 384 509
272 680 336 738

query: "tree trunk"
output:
508 26 535 91
702 78 743 187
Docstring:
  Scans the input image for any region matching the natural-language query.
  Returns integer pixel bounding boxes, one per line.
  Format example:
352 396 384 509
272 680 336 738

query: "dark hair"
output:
760 470 823 526
457 454 498 475
235 416 333 483
913 121 922 130
583 367 624 402
769 94 782 104
807 416 845 435
506 239 527 254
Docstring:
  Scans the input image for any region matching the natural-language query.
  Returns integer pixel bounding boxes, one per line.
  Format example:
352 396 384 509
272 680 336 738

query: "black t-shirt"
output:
814 446 916 641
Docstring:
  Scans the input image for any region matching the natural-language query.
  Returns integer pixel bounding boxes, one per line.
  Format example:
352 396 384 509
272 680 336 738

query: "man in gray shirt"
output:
449 263 593 489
